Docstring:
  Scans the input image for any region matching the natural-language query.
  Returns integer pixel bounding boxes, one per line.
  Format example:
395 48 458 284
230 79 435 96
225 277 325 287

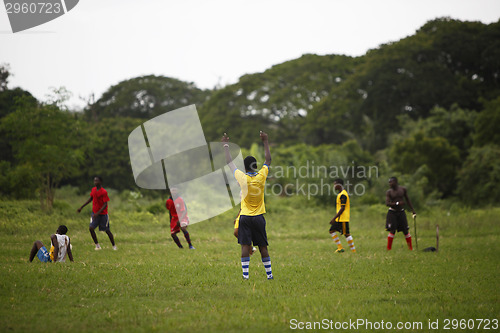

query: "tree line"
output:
0 17 499 209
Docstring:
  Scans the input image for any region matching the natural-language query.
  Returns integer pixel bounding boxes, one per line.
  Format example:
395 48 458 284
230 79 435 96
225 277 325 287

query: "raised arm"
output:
260 131 271 166
221 133 237 173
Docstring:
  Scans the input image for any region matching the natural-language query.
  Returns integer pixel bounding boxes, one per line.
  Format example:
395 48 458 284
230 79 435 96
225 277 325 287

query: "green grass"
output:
0 191 499 332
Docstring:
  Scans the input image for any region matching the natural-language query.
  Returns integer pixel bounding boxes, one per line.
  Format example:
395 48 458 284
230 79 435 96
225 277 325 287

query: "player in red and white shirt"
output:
77 176 117 250
165 187 194 249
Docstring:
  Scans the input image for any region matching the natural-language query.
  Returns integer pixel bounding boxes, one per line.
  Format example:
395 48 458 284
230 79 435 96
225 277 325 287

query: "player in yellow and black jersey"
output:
329 179 356 253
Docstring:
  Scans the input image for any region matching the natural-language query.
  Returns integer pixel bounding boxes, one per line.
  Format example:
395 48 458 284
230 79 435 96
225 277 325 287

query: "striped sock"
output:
405 233 413 250
331 232 343 250
387 233 395 250
241 257 250 279
346 235 356 252
262 257 273 279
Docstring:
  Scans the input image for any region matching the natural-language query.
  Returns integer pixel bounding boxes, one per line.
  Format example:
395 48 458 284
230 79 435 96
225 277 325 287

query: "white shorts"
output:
180 220 189 228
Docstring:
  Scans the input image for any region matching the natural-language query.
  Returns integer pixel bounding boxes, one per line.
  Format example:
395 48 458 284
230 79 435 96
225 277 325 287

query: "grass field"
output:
0 188 499 332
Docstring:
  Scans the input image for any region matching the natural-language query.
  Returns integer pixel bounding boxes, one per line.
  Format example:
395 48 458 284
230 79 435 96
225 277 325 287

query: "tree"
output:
389 132 460 197
456 144 500 205
200 54 360 147
65 117 144 192
86 75 210 120
474 97 500 147
307 18 500 151
0 96 84 209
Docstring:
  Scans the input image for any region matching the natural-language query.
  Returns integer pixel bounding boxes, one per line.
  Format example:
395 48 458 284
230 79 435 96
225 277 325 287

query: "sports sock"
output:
182 230 192 246
405 233 413 250
171 234 183 248
346 235 356 252
262 256 273 279
241 257 250 279
331 232 343 249
387 233 395 250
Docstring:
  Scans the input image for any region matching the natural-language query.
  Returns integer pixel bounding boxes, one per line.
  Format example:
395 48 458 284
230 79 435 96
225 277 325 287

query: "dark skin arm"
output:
77 196 92 213
50 234 59 262
330 206 345 224
404 188 416 216
95 202 107 216
67 238 74 262
221 133 237 173
260 131 272 166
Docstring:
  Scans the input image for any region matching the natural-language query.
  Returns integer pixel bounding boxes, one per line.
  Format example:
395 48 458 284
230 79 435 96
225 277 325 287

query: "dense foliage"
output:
1 18 499 207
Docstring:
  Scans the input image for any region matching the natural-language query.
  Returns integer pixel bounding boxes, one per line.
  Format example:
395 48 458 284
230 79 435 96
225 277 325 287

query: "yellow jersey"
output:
336 189 350 222
234 165 269 216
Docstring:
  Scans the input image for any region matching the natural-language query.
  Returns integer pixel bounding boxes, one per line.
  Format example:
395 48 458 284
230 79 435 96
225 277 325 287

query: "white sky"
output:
1 0 499 110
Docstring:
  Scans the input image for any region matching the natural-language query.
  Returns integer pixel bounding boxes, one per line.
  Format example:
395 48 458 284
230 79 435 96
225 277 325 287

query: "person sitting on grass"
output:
29 225 73 263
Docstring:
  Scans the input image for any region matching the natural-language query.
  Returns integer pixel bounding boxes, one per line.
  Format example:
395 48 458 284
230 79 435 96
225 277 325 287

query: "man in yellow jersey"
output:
329 179 356 253
222 131 273 280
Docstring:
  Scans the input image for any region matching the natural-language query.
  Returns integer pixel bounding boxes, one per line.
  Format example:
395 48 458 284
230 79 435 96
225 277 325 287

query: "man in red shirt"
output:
166 187 194 249
77 176 117 250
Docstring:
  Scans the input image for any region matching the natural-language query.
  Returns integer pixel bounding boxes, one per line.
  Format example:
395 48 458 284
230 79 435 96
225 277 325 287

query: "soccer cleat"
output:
351 249 356 253
112 245 118 251
189 245 195 250
95 244 102 251
242 276 249 280
335 248 345 253
267 275 274 280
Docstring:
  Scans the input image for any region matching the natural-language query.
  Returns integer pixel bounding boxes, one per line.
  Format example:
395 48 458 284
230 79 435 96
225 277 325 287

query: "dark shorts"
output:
386 210 409 233
329 221 350 235
238 215 268 247
90 213 110 231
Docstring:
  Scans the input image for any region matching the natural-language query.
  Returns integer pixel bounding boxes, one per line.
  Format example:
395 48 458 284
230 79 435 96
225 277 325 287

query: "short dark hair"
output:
57 225 68 235
333 178 344 185
244 156 257 172
95 176 103 182
389 176 398 182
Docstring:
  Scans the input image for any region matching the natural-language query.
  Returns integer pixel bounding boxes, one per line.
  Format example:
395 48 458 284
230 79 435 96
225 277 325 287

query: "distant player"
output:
166 187 194 249
77 176 117 250
222 131 273 280
29 225 73 263
385 177 416 250
329 179 356 253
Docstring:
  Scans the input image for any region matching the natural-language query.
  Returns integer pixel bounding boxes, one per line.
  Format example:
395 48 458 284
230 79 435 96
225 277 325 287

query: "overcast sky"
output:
1 0 499 109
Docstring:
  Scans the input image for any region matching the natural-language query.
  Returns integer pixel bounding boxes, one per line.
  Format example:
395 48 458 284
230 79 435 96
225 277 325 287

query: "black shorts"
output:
238 215 268 246
386 210 409 233
90 213 110 231
329 221 350 235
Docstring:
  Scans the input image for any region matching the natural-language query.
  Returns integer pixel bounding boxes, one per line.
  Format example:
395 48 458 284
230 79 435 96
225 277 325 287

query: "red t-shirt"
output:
90 187 109 215
166 197 178 222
